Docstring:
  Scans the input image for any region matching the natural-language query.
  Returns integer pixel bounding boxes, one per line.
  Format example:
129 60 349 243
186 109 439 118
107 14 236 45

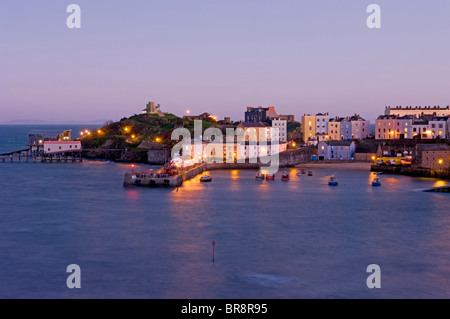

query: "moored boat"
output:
308 171 313 176
266 173 275 180
328 175 338 186
372 177 381 186
281 171 289 181
255 171 265 180
296 170 302 176
200 174 212 182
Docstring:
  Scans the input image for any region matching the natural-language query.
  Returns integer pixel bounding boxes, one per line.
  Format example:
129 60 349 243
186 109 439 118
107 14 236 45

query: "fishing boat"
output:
200 174 212 182
266 173 275 180
255 171 265 180
281 171 289 181
328 175 338 186
308 171 313 176
372 177 381 187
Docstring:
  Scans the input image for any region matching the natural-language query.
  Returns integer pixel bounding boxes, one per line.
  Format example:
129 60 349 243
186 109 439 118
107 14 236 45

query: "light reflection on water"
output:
0 161 449 299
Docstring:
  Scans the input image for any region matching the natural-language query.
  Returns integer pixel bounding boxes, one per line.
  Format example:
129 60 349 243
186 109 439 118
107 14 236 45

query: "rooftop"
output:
416 144 450 151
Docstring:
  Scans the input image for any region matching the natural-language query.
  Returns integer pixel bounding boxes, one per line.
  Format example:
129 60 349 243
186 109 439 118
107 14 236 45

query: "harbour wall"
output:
371 165 450 180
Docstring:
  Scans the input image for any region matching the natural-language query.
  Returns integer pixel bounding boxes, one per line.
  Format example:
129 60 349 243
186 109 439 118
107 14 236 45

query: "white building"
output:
44 141 81 154
385 105 450 117
315 113 329 135
350 114 370 140
317 141 355 160
271 118 287 143
428 117 448 138
375 115 412 140
328 118 342 141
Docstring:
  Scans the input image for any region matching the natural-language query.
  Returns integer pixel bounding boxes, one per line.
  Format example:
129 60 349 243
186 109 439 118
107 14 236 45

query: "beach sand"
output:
295 161 371 170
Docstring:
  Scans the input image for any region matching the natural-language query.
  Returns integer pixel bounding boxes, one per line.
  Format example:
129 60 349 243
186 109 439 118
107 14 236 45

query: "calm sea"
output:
0 125 449 299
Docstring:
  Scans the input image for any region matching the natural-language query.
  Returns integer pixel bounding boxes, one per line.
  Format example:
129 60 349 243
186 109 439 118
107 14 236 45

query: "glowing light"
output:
39 140 43 144
156 138 161 142
124 127 129 132
186 110 191 114
97 130 102 134
438 159 443 165
131 135 135 139
80 132 84 136
292 143 296 147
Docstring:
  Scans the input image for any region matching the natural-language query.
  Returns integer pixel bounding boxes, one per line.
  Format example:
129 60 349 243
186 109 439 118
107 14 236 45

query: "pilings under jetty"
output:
0 154 83 163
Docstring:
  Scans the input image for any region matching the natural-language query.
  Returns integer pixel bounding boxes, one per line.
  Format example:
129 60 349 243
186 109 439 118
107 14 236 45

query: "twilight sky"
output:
1 0 449 124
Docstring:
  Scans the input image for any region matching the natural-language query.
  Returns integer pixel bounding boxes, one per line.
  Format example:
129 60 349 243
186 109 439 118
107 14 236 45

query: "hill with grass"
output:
80 113 229 161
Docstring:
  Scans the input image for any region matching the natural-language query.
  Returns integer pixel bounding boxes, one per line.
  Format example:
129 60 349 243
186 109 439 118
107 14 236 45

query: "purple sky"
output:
1 0 449 123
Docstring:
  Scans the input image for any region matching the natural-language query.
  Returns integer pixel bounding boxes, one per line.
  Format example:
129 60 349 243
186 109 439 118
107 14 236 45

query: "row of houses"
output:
375 114 449 140
170 138 287 167
301 113 370 144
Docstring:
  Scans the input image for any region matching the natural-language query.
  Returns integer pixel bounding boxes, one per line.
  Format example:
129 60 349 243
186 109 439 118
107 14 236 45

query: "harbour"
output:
1 157 449 299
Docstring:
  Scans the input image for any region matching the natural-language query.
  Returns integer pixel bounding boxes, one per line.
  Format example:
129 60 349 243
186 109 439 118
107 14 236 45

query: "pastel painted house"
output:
318 141 355 160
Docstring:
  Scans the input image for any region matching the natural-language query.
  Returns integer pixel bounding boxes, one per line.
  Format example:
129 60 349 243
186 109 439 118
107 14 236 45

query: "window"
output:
59 146 62 149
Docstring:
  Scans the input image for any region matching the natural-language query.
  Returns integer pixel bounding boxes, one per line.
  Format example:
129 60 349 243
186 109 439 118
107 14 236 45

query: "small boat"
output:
296 170 302 176
301 170 306 174
372 177 381 187
328 175 338 186
255 171 265 180
200 174 212 182
266 173 275 180
308 171 313 176
281 171 289 181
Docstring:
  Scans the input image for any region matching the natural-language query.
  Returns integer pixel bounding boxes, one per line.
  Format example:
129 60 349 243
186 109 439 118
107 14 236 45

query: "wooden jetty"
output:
0 154 82 163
